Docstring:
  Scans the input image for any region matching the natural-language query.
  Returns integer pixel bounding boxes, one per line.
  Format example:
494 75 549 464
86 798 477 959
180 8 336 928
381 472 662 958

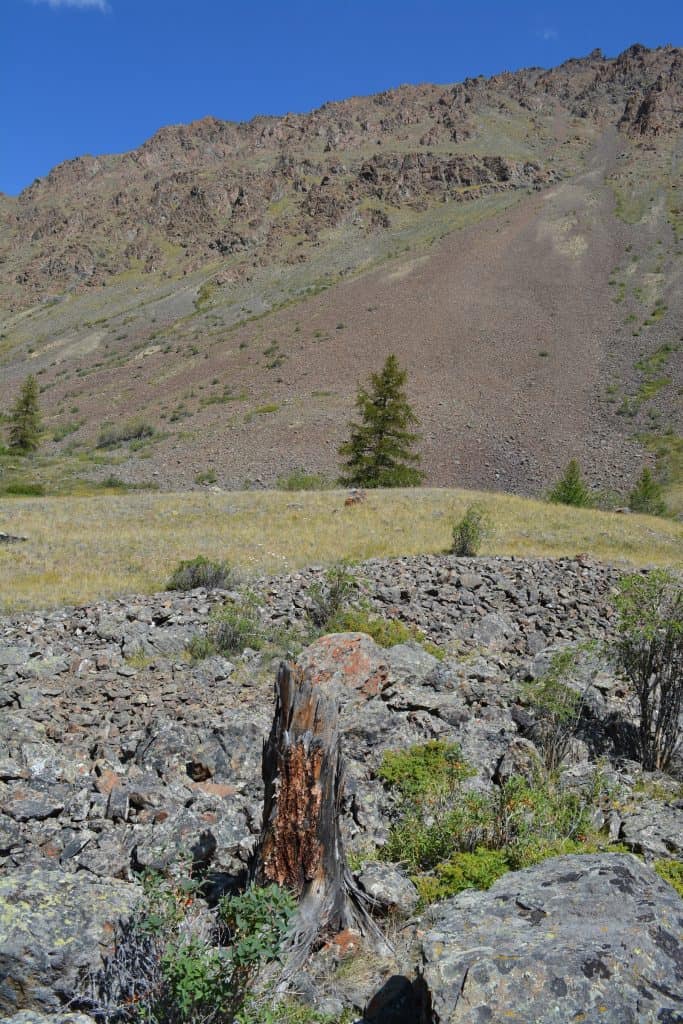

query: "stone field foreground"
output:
0 555 682 1021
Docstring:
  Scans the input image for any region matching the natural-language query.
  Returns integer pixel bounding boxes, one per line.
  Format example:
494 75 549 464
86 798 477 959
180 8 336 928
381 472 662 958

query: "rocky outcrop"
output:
2 45 680 307
419 853 683 1023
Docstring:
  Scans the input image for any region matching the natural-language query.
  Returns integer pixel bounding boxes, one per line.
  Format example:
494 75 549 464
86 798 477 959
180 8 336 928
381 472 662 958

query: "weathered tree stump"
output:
252 661 386 976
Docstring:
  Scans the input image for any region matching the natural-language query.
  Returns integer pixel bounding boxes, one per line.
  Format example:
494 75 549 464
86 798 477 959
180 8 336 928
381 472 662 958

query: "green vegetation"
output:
654 859 683 898
548 459 593 508
1 480 46 497
276 468 332 491
339 353 423 488
522 648 585 771
377 740 619 906
97 419 156 448
450 503 491 556
306 564 358 630
327 606 444 658
195 470 218 485
87 868 300 1024
188 592 297 661
378 741 473 801
629 467 667 517
52 420 82 442
614 570 683 771
7 374 42 453
167 555 235 592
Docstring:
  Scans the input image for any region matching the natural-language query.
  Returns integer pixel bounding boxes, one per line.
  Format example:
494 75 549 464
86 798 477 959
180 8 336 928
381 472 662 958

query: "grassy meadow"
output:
1 487 681 612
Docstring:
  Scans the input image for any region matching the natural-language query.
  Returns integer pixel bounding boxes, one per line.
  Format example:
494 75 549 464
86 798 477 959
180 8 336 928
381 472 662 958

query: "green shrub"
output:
52 420 81 442
547 458 593 507
379 741 473 802
654 859 683 898
276 468 331 491
97 419 155 448
327 606 440 654
522 648 586 771
218 883 296 969
628 467 667 516
614 570 683 771
195 470 218 485
2 480 45 496
379 742 616 905
81 869 298 1024
209 597 265 655
414 848 510 904
307 565 358 630
450 503 491 556
167 556 234 592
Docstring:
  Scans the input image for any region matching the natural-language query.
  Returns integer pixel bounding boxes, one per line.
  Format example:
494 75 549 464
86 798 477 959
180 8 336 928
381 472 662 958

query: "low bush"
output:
194 470 217 486
167 556 234 592
2 480 46 496
97 420 155 448
450 503 491 556
378 741 473 801
79 869 297 1024
378 742 618 905
326 606 442 658
522 648 587 771
307 565 358 630
276 468 332 491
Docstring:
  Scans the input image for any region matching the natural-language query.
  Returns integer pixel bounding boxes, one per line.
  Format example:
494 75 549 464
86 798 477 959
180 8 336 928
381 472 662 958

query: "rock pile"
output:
1 555 681 1021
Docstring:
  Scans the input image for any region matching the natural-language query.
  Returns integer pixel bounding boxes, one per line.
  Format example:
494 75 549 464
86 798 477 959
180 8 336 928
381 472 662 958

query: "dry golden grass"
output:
1 487 681 612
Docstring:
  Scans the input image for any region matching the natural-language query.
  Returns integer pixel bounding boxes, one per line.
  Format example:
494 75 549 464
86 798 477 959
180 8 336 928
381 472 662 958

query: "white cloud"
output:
32 0 111 11
540 28 559 41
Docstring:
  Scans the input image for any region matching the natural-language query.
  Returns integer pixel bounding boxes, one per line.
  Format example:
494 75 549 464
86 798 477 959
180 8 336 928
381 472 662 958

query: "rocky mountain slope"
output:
1 555 682 1021
0 44 681 496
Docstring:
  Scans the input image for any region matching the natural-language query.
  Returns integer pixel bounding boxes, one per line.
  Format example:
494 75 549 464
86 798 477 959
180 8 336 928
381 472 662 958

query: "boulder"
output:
0 867 139 1014
620 802 683 860
419 854 683 1022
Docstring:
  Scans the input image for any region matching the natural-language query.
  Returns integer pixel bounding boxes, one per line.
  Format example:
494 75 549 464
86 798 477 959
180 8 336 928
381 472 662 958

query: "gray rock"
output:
0 867 139 1014
357 862 420 916
3 1013 97 1024
419 854 683 1023
620 802 683 860
471 612 517 650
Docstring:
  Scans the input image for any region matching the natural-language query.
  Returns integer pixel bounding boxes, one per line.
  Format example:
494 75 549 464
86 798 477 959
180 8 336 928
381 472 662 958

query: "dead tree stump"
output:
252 661 386 975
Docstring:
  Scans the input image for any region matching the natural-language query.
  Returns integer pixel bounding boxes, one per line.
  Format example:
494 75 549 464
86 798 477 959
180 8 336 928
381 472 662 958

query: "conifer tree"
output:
339 354 424 488
547 458 592 507
8 374 42 453
629 466 667 516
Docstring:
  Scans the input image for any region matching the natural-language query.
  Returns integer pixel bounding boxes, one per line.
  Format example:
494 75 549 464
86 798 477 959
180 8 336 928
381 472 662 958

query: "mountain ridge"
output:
0 42 680 500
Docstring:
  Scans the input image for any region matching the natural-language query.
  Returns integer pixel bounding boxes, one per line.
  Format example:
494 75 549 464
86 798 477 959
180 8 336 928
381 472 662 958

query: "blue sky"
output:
2 0 681 195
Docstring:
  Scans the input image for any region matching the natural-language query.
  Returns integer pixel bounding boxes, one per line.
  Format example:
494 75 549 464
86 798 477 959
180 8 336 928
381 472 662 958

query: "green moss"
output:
654 859 683 898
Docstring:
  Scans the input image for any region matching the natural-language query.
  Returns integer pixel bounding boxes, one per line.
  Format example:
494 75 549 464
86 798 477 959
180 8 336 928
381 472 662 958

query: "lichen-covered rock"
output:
0 867 139 1014
3 1013 96 1024
620 802 683 860
357 862 420 916
419 854 683 1023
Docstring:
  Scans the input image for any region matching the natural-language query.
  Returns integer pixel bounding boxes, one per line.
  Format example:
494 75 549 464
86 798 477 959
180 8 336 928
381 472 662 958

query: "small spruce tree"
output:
339 354 424 488
548 458 592 507
8 375 42 453
629 466 667 517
